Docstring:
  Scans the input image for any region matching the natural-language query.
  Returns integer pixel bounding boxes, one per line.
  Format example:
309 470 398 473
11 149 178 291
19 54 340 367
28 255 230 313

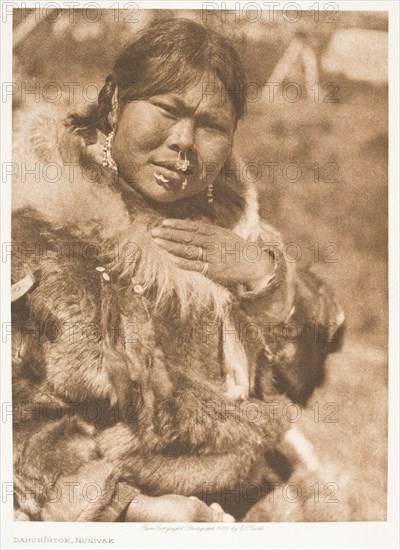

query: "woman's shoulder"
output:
13 102 85 165
13 102 86 213
13 102 133 239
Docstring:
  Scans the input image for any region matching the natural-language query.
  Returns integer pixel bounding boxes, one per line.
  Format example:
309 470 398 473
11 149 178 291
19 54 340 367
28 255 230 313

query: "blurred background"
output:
12 7 388 521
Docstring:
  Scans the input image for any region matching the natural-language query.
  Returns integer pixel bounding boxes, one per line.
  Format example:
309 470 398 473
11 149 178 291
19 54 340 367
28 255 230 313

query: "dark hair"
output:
69 18 246 136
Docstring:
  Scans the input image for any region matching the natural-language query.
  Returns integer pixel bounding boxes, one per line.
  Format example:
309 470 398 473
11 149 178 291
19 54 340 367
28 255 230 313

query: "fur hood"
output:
11 104 344 522
12 102 283 410
12 102 266 321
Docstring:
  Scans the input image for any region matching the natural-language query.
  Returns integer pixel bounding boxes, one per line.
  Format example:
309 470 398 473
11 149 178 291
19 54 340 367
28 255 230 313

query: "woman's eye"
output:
205 121 228 134
155 103 178 117
196 115 229 134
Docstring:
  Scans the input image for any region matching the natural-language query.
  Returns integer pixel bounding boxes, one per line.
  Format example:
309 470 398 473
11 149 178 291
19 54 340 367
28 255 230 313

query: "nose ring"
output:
175 150 190 172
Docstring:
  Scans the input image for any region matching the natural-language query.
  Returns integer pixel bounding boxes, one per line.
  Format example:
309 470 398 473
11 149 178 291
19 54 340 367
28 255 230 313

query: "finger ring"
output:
196 246 203 261
201 261 209 276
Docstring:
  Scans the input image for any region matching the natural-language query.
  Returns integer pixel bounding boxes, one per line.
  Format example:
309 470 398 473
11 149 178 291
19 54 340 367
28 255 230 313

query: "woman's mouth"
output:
154 173 187 191
152 163 190 191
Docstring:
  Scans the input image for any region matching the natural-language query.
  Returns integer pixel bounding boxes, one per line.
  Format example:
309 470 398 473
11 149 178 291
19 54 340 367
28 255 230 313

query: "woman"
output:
11 18 344 522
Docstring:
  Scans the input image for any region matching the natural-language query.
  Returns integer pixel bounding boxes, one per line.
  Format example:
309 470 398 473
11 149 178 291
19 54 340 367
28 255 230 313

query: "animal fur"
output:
11 103 344 521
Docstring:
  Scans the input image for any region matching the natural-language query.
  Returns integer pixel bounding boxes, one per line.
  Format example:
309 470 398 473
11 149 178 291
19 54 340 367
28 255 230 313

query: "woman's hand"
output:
125 494 235 522
151 218 275 289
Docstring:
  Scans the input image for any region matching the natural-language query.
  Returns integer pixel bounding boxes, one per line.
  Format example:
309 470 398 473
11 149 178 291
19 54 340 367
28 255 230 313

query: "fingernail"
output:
153 238 164 246
151 228 161 237
161 219 173 226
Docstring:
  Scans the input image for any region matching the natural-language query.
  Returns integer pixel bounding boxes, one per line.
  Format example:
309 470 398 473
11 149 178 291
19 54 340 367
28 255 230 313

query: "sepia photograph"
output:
1 1 399 549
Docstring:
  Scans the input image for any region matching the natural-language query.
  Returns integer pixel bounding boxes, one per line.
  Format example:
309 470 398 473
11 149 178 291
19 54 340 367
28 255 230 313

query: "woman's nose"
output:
168 118 195 152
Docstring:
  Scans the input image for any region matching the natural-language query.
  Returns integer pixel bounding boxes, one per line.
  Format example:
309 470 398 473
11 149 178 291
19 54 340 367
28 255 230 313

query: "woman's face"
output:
111 74 236 203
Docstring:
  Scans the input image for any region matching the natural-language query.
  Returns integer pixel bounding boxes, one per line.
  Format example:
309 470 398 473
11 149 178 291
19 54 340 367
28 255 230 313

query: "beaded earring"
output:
102 129 118 174
207 182 213 204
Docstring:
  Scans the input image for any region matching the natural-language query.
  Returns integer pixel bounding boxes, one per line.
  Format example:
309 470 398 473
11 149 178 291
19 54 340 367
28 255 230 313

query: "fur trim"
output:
12 103 263 323
12 104 269 401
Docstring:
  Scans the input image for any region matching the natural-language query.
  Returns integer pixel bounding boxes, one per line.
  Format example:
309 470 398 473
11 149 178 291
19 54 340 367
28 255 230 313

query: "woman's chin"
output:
145 186 186 203
127 179 196 203
146 174 190 202
117 175 180 203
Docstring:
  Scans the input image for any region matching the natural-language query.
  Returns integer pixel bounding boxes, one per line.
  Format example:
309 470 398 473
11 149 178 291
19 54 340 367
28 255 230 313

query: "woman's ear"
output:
107 86 119 129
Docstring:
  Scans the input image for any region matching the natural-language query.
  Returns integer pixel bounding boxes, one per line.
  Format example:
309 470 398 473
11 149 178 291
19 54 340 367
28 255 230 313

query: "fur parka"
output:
10 103 344 521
